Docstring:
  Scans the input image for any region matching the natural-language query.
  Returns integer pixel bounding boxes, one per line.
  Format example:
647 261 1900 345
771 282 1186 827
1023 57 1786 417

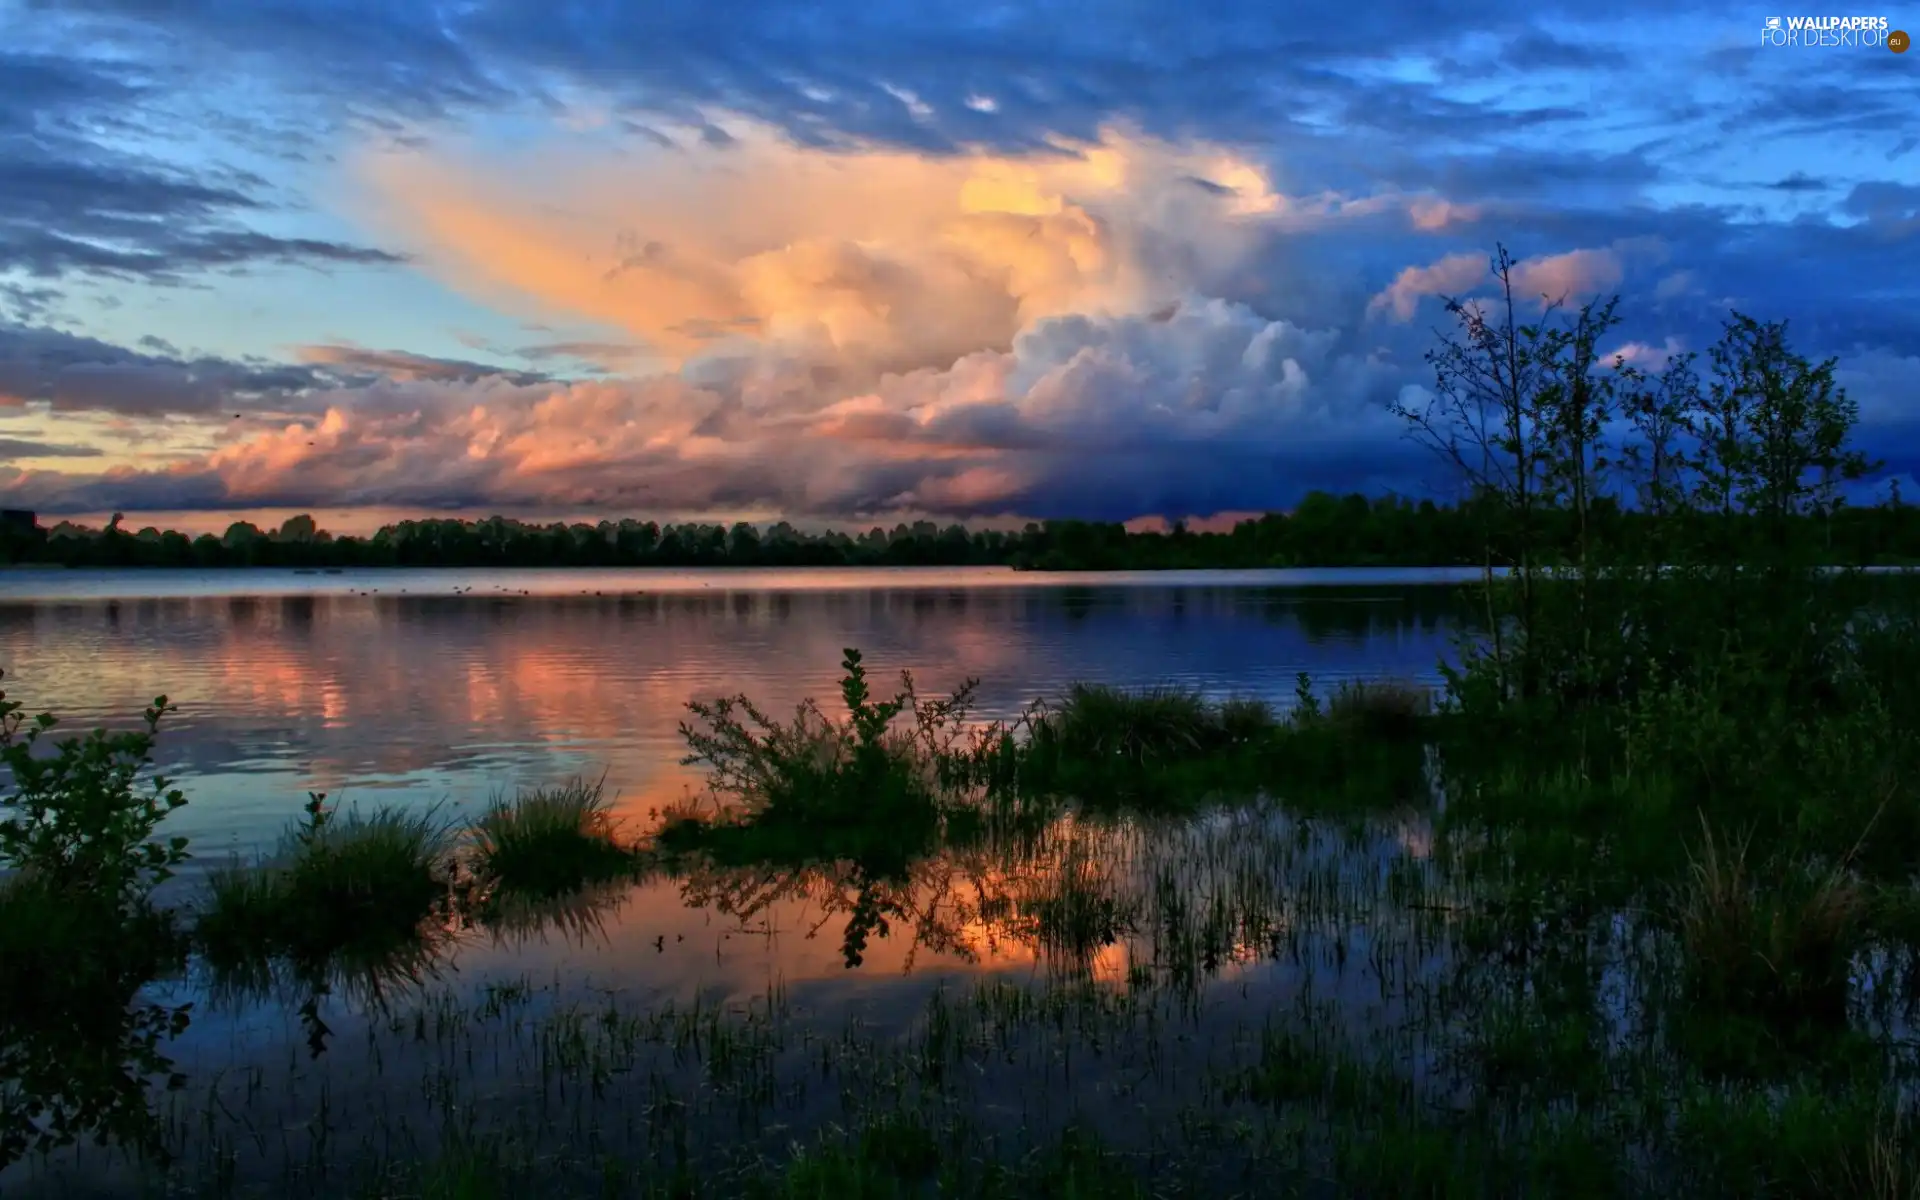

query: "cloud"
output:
1605 336 1686 369
295 344 550 385
0 281 60 321
9 90 1919 526
512 340 653 368
0 289 1434 521
1367 253 1488 322
5 1 1919 524
0 323 333 417
1843 181 1920 231
1768 171 1829 193
357 121 1299 379
0 437 103 461
1653 270 1699 301
1510 247 1626 303
0 50 405 287
1367 244 1632 323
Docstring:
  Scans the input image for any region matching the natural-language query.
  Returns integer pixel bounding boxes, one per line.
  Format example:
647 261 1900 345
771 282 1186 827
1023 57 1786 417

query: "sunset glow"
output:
3 3 1915 526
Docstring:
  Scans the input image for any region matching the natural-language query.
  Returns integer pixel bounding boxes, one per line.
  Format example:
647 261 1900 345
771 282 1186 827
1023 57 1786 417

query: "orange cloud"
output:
1510 247 1625 303
355 119 1290 377
1407 197 1482 231
7 117 1573 523
1367 244 1631 323
1366 252 1488 322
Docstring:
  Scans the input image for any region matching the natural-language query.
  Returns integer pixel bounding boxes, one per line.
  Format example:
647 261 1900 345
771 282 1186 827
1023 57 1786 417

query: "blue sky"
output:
0 0 1915 528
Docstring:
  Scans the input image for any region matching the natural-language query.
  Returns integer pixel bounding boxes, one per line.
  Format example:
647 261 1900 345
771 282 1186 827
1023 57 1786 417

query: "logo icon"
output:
1765 16 1782 29
1892 28 1911 51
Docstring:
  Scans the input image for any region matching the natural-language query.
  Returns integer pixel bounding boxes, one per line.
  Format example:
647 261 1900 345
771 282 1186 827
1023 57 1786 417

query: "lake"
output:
2 566 1486 1196
0 566 1477 865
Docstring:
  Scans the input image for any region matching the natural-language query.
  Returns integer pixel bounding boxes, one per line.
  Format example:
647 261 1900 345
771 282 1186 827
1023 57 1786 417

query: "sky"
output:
0 0 1915 532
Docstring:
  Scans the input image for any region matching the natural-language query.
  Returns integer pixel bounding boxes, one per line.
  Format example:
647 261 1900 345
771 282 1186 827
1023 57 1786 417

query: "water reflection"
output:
0 574 1468 867
1 571 1476 1194
6 780 1462 1197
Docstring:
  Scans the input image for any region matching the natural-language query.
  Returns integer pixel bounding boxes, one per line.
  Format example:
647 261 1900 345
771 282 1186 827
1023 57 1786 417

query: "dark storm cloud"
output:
21 0 511 121
0 282 61 321
1396 149 1666 206
1844 182 1920 225
0 437 103 460
0 323 342 416
20 0 1891 229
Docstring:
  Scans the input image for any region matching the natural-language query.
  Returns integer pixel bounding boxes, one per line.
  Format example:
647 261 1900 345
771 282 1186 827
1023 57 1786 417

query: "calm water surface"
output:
0 566 1473 860
2 566 1480 1195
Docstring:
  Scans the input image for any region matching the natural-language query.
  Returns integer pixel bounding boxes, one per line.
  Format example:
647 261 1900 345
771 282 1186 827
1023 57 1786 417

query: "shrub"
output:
678 648 982 825
0 669 188 913
0 671 194 1165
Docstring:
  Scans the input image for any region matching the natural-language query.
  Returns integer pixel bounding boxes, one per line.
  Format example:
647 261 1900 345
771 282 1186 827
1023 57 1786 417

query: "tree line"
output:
5 488 1920 572
7 482 1920 573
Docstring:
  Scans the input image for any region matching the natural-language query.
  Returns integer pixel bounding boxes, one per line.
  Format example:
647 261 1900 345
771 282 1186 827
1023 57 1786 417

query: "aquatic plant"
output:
1032 684 1227 765
195 792 457 992
1674 815 1870 1048
0 669 188 914
1318 678 1432 742
469 775 639 900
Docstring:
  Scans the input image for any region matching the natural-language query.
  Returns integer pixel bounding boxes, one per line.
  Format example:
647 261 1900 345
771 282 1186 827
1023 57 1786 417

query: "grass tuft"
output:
1036 684 1222 764
1675 814 1868 1046
196 795 455 988
470 775 638 899
1320 677 1432 741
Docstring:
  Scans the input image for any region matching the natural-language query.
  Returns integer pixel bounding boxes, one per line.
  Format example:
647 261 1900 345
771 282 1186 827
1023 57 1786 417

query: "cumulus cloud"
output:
1510 248 1626 303
6 0 1919 524
10 100 1918 525
355 121 1304 380
0 120 1501 520
1367 253 1488 322
0 291 1429 520
1605 336 1686 370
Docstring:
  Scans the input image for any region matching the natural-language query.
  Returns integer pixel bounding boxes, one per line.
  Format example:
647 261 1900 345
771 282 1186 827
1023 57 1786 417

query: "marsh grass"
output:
1033 684 1233 765
367 1115 1143 1200
1674 815 1871 1059
469 776 639 901
22 594 1920 1199
1320 677 1432 741
476 878 633 950
196 794 457 990
1673 1085 1920 1197
1020 673 1441 812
